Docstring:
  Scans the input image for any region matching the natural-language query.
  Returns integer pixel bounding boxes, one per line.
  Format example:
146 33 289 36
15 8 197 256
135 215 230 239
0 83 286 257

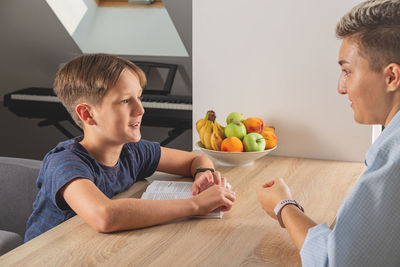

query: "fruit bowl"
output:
196 141 276 166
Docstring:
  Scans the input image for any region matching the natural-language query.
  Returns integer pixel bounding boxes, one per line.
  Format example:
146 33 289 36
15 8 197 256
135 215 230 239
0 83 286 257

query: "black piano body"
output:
4 87 192 146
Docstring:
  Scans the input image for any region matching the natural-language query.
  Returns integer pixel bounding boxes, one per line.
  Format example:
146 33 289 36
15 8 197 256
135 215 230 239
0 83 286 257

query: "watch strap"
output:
274 199 304 228
193 167 215 178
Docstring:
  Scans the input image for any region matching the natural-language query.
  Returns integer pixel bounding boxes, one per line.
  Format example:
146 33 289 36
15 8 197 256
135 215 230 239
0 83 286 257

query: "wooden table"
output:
0 155 365 266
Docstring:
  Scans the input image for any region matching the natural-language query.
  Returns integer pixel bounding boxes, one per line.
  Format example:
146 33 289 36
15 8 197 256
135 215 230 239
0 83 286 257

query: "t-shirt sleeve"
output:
44 152 95 211
127 140 161 181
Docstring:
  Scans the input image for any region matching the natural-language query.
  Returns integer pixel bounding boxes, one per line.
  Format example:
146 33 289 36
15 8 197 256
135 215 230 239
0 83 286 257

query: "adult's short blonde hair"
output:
53 54 146 127
336 0 400 72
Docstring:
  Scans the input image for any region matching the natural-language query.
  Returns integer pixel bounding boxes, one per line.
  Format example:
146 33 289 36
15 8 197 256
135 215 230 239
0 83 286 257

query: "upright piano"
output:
3 62 192 146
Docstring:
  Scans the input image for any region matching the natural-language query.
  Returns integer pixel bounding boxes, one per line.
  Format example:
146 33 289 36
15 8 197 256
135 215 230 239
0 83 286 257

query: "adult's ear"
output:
75 103 96 126
385 63 400 92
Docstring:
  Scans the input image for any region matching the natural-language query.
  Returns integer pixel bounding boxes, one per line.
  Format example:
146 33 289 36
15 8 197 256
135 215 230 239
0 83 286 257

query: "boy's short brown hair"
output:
336 0 400 72
53 53 146 127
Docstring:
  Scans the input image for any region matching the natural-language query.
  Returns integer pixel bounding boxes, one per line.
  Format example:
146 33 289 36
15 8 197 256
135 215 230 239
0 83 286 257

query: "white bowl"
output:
196 141 277 166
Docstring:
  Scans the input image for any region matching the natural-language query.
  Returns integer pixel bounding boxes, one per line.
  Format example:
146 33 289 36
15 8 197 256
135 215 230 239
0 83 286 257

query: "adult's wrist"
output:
274 199 304 228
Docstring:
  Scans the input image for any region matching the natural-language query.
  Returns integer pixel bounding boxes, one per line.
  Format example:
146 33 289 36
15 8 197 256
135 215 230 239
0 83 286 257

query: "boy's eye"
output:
121 99 129 104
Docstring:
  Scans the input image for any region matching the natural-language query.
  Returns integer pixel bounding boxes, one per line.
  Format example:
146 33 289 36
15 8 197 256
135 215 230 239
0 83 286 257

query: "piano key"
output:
143 102 192 110
10 94 60 103
9 93 192 111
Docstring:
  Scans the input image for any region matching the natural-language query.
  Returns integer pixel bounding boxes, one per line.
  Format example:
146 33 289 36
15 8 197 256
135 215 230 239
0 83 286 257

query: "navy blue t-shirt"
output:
24 136 161 242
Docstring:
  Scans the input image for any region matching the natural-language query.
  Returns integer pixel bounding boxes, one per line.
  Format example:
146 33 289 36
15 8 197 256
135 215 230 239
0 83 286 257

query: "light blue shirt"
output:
300 111 400 267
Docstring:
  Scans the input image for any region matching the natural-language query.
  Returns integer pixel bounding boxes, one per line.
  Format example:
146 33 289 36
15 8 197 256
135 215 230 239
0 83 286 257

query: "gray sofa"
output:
0 157 41 256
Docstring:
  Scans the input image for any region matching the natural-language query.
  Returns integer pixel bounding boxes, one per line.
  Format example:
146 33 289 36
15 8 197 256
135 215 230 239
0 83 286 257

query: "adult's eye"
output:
342 69 350 76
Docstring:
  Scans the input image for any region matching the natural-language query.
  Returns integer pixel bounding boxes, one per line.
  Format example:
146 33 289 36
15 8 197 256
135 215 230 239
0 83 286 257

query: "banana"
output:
197 110 226 150
215 122 225 138
210 123 224 151
201 120 214 149
196 111 210 133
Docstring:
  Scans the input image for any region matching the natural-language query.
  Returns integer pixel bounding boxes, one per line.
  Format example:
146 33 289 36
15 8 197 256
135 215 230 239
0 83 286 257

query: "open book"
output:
141 180 222 219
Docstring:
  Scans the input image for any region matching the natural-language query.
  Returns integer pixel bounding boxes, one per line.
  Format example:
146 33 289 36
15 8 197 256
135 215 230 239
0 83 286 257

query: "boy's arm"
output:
157 147 214 177
61 178 235 233
157 147 226 194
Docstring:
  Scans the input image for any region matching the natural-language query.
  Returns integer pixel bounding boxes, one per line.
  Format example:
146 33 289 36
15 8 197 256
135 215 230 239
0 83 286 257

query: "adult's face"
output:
337 37 391 125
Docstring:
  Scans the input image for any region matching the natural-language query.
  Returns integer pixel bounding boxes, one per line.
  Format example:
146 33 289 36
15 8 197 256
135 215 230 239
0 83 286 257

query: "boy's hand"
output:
192 170 229 195
192 184 236 215
256 178 292 218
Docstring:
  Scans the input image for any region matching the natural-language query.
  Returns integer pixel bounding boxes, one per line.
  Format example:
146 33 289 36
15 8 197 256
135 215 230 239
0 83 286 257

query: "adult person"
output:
256 0 400 266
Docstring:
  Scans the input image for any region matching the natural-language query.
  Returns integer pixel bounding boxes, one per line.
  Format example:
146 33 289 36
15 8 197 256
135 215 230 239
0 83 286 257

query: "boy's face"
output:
337 37 390 125
91 69 144 144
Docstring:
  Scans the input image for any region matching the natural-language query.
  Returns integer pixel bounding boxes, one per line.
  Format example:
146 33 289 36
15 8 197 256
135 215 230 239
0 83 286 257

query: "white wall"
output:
193 0 371 162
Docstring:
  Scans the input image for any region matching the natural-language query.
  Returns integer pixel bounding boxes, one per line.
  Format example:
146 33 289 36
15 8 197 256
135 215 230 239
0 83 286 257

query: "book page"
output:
141 191 193 200
141 180 222 219
145 180 193 193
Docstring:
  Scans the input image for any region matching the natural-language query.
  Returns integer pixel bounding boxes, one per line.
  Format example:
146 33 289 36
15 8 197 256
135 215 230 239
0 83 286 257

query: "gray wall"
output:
0 0 82 98
0 0 192 160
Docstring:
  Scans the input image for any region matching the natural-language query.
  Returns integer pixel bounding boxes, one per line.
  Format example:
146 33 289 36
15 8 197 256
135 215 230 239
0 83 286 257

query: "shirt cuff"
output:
300 224 331 267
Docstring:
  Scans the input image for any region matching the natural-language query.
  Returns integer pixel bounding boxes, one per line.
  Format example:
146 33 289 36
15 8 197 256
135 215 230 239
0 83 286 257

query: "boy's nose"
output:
133 102 145 116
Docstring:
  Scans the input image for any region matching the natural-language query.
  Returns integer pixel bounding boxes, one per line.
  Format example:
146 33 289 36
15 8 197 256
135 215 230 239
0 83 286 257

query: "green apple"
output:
243 133 266 152
226 112 245 124
224 122 247 140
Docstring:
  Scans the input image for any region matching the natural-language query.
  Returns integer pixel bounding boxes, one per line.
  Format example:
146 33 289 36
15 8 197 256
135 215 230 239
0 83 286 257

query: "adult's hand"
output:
256 178 292 219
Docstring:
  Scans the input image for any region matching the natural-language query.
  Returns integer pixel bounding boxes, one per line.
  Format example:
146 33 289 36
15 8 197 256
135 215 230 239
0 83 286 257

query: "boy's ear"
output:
75 104 96 126
385 63 400 92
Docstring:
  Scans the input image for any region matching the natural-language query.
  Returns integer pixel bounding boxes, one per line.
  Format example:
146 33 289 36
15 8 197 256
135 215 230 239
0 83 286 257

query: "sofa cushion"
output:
0 157 41 237
0 230 23 256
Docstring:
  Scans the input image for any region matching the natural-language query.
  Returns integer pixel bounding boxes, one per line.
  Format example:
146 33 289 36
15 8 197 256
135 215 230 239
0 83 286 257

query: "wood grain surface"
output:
0 155 365 267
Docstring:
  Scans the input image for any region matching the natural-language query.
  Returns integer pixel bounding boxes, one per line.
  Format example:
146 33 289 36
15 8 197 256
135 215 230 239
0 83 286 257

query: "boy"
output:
24 54 236 242
257 0 400 266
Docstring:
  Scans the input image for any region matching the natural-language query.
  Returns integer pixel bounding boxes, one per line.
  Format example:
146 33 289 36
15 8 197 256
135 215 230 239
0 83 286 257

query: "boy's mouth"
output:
129 122 140 127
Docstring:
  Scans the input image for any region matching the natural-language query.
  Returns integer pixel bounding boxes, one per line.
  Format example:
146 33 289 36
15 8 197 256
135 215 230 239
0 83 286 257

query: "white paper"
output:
141 180 222 219
145 181 193 193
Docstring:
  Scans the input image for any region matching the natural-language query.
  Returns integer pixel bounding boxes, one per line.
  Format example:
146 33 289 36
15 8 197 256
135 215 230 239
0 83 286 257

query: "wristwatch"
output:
274 199 304 228
193 167 215 179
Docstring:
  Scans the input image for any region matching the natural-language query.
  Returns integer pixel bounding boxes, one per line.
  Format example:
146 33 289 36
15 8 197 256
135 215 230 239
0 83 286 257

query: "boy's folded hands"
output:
191 170 230 195
191 185 236 215
191 170 236 215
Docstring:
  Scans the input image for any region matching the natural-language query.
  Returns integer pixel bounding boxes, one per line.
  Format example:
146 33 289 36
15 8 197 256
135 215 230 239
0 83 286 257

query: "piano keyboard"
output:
9 93 192 111
4 87 193 144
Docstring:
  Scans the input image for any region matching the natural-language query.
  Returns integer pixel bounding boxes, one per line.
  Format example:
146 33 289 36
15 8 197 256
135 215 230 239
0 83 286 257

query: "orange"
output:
243 117 264 133
262 132 277 149
220 137 244 152
261 126 275 134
